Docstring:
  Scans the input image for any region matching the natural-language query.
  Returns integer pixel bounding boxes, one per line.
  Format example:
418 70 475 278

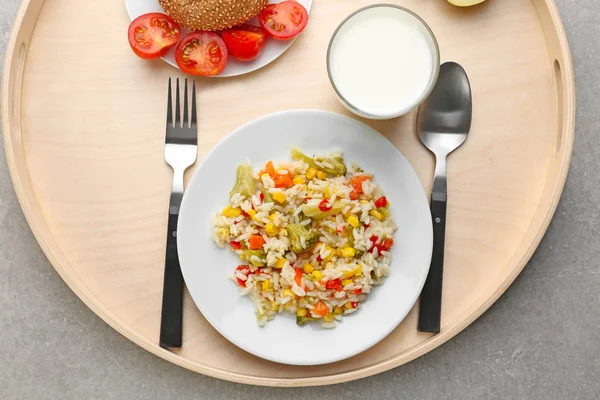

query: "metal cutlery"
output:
417 62 472 334
160 78 198 348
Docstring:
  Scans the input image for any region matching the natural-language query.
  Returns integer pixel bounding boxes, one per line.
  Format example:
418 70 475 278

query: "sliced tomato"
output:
128 13 181 60
175 31 228 76
222 24 267 61
258 0 309 40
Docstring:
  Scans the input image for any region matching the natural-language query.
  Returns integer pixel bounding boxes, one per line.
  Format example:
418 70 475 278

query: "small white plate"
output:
125 0 313 77
177 110 433 365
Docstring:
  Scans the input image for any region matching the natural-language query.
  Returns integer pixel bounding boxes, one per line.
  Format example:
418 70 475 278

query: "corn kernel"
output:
324 187 331 199
273 192 286 204
343 270 354 278
347 215 360 228
303 264 314 274
222 205 232 215
283 288 295 298
306 167 318 180
336 248 343 257
269 213 276 222
324 314 335 322
265 223 278 237
324 246 335 261
262 279 271 292
274 258 286 269
360 200 369 205
271 301 278 311
293 176 305 185
345 302 353 310
334 306 343 315
217 228 228 241
247 209 257 219
355 265 363 276
369 210 383 221
312 270 323 280
342 279 353 287
342 247 356 258
240 254 246 261
325 262 334 270
317 171 328 180
297 308 308 317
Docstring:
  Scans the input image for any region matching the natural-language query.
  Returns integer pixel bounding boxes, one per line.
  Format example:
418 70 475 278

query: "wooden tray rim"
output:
1 0 576 387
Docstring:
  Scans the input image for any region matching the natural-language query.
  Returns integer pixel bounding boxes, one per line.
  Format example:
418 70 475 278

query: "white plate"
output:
125 0 313 77
177 110 433 365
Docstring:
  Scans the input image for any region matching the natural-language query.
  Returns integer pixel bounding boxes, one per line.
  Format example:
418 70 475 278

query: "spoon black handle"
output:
418 196 447 334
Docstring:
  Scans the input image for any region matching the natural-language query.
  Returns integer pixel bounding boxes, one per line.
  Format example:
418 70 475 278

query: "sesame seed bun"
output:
159 0 269 31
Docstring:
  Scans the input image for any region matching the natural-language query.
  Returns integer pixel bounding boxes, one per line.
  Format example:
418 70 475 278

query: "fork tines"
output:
166 78 197 145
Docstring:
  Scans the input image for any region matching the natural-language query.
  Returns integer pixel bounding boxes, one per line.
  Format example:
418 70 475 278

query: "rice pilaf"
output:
212 149 397 328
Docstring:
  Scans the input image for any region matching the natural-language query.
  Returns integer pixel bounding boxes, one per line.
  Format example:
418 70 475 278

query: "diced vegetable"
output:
347 215 360 228
248 235 265 250
294 268 303 286
272 192 286 203
342 247 355 258
313 301 330 317
350 190 359 200
262 187 273 203
303 264 314 274
375 196 388 208
230 241 242 250
351 175 371 194
244 250 266 266
274 172 293 188
369 209 383 221
312 270 322 280
352 288 363 295
286 224 320 254
306 167 318 180
230 164 256 200
296 316 314 326
293 176 304 185
318 199 332 212
297 308 308 317
326 278 343 291
316 171 328 180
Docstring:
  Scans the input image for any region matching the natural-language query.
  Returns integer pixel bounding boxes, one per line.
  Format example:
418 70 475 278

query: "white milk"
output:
328 6 439 119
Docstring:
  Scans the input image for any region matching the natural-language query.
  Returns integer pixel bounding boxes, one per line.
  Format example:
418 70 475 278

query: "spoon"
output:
417 62 472 333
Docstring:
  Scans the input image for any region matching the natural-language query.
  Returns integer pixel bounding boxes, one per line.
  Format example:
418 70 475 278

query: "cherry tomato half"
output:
128 13 181 60
175 31 228 76
222 24 267 61
258 0 309 40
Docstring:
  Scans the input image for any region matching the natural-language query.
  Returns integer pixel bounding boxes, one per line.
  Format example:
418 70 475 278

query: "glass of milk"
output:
327 5 440 120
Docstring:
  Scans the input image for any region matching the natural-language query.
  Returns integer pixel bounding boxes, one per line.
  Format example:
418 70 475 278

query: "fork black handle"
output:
160 194 184 348
418 196 447 334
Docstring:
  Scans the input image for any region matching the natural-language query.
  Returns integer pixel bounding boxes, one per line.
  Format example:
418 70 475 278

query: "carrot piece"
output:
351 175 371 194
262 161 276 178
274 173 293 188
294 267 303 286
248 235 265 250
313 301 329 317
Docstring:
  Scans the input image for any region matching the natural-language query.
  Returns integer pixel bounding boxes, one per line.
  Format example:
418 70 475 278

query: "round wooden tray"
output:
2 0 574 387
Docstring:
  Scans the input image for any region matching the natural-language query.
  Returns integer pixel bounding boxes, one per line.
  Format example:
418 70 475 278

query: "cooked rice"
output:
212 149 397 328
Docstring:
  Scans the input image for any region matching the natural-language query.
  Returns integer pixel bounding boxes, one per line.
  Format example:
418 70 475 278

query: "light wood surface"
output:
2 0 575 387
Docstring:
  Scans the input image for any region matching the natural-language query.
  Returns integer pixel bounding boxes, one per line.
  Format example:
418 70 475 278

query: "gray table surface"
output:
1 0 598 399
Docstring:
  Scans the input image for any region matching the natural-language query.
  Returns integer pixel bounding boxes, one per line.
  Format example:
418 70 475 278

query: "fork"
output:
160 78 197 349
